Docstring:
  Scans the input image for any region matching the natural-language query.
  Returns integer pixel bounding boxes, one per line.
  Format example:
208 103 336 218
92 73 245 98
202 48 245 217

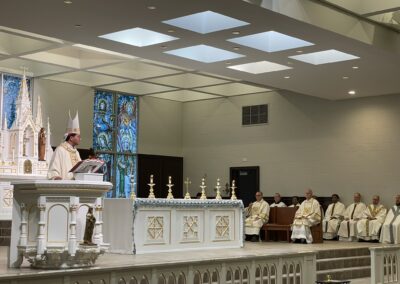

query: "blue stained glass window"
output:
117 95 137 153
115 155 136 198
93 89 137 198
2 74 31 129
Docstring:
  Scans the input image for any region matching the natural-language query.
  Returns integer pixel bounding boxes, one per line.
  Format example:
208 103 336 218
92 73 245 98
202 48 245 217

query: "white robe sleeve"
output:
47 147 63 180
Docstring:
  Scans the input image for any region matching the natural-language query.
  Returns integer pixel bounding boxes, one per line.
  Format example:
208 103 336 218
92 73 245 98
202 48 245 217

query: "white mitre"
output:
64 110 80 139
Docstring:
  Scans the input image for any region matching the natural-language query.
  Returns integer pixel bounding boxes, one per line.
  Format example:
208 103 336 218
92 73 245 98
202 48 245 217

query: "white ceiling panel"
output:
101 81 176 95
89 61 182 80
195 82 272 96
21 45 127 69
150 90 220 102
0 58 71 76
43 71 127 86
0 31 55 56
146 73 229 88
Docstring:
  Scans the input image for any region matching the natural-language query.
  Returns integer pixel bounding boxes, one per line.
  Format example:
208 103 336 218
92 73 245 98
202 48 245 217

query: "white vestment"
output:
245 199 270 235
322 202 345 239
289 204 300 208
381 206 400 244
338 202 367 241
357 204 387 241
47 142 81 180
291 198 321 243
270 202 287 208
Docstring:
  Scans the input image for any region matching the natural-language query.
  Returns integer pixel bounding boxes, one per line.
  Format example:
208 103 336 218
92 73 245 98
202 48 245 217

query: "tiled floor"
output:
0 241 382 278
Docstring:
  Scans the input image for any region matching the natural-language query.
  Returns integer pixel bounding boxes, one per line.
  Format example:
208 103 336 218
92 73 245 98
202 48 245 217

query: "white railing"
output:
371 246 400 284
0 251 316 284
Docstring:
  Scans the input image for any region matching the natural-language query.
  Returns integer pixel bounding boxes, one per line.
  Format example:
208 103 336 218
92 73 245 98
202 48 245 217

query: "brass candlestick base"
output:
200 178 207 200
148 174 156 199
166 176 174 199
184 177 191 199
230 180 237 200
215 178 222 200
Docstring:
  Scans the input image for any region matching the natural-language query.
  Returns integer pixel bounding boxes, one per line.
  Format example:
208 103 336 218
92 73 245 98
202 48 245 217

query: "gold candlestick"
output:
166 176 174 199
215 178 222 200
230 180 237 200
184 177 191 199
148 175 156 199
200 178 207 200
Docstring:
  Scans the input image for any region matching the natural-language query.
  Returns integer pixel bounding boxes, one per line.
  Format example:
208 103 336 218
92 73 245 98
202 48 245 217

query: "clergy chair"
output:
310 206 324 244
262 207 298 242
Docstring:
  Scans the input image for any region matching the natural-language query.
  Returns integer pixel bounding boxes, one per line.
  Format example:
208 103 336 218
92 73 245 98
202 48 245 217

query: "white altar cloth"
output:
103 198 244 254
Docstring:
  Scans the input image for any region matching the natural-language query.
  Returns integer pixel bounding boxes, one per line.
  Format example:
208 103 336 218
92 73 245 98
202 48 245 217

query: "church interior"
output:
0 0 400 283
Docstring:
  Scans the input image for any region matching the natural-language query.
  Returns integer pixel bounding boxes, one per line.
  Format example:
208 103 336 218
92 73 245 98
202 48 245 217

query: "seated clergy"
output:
322 194 345 240
245 192 270 242
291 189 321 244
270 193 287 207
338 192 366 241
289 196 300 208
380 195 400 244
357 195 387 242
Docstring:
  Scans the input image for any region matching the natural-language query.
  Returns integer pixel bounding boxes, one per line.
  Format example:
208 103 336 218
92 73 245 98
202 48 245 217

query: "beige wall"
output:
182 91 400 207
33 79 183 156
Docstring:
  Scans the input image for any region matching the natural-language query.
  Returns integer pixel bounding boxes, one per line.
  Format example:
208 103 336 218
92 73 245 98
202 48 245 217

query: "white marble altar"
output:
9 180 112 269
103 198 244 254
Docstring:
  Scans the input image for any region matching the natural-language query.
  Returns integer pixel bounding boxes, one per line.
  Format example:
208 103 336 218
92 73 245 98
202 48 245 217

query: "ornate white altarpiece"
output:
103 198 244 254
9 180 112 269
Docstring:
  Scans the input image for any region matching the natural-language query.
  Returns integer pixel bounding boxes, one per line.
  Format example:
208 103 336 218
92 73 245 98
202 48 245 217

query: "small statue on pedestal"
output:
38 128 46 161
82 207 96 246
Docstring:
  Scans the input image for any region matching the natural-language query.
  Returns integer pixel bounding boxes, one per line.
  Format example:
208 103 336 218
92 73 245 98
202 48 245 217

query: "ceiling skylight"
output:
288 49 359 65
227 31 314 52
163 11 249 34
99 28 178 47
164 45 244 63
228 61 292 74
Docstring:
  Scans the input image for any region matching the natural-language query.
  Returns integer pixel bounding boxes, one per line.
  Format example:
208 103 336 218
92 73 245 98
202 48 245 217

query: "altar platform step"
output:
316 246 371 281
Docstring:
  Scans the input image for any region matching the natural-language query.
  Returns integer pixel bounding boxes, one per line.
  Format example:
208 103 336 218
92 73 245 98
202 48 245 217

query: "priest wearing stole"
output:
245 192 270 242
357 195 387 242
291 189 321 244
322 194 345 240
47 111 82 180
380 195 400 244
338 193 366 241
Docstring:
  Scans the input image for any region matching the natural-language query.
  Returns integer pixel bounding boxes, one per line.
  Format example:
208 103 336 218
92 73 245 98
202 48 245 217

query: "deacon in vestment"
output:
357 195 387 242
380 195 400 244
291 189 321 244
338 192 366 241
289 196 300 208
270 193 287 208
245 191 270 242
47 111 81 180
322 194 345 240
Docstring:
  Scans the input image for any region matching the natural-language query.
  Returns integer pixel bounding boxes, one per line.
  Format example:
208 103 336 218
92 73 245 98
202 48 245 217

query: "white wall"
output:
182 91 400 207
33 79 182 156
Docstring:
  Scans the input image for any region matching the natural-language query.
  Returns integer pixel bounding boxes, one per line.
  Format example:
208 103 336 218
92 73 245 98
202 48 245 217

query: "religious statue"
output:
82 207 96 245
38 128 46 161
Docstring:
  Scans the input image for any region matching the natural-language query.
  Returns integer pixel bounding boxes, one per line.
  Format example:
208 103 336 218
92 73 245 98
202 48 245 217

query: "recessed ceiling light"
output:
228 61 292 74
232 31 240 35
74 24 81 28
163 11 249 34
296 50 303 53
147 6 156 10
233 47 240 50
289 49 359 65
284 76 290 79
64 0 72 4
342 76 349 79
348 90 356 95
167 29 175 33
161 45 168 49
165 44 244 63
226 62 231 65
99 27 179 47
352 66 359 69
228 31 314 53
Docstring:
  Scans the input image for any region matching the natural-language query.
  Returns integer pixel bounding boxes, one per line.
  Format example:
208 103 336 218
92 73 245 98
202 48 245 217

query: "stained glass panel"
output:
97 153 114 198
2 75 31 129
93 90 114 151
115 155 136 198
94 90 114 114
117 95 137 153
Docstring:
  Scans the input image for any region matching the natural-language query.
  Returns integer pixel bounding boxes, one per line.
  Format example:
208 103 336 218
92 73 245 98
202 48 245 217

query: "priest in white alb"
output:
338 192 366 241
380 195 400 244
291 188 321 244
270 193 287 207
357 195 387 242
47 111 81 180
322 194 345 240
245 191 270 242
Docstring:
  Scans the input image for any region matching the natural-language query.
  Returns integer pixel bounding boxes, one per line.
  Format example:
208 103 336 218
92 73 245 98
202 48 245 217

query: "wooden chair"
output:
262 207 298 242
